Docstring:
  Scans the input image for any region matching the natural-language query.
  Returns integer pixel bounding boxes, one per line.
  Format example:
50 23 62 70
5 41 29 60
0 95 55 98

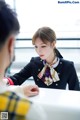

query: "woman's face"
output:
34 37 55 60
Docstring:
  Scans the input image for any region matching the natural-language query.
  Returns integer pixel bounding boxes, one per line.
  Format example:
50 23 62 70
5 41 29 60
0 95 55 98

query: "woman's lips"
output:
40 55 44 57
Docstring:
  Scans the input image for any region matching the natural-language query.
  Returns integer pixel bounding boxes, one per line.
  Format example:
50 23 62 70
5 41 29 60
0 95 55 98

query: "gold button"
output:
58 73 60 75
56 83 58 86
38 69 40 71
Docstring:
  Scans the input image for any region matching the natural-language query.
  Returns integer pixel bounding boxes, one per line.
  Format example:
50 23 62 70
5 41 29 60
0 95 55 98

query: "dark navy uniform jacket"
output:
10 57 80 91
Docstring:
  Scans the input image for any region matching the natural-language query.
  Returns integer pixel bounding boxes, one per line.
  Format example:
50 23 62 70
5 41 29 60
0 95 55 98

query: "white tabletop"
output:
29 88 80 120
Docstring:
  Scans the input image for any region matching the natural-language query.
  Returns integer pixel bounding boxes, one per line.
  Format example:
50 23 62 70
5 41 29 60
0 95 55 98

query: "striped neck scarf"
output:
38 57 60 86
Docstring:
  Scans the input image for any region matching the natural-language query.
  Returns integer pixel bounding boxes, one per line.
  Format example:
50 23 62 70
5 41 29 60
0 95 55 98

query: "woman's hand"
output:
22 85 39 97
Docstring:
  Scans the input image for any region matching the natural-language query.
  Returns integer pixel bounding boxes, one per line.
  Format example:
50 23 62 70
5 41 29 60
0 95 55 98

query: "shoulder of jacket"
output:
30 57 43 67
60 58 74 65
30 57 41 62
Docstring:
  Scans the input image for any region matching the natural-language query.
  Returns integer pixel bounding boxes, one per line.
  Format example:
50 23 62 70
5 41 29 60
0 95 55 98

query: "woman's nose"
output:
37 48 41 53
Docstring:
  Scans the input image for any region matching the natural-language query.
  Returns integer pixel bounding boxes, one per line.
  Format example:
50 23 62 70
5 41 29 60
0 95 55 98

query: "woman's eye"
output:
34 45 46 48
41 46 46 48
35 46 38 48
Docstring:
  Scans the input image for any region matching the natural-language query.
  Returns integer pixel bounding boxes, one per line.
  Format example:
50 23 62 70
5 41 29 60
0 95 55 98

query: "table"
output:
29 88 80 120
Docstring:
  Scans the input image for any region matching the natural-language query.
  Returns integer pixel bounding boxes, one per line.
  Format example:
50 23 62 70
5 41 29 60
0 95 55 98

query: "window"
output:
6 0 80 38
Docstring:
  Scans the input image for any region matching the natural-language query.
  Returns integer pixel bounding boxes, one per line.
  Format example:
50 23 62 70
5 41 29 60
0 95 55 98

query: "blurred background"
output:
5 0 80 84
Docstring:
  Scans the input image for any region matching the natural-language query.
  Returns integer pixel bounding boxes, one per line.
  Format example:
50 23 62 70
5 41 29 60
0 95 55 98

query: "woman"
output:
6 27 80 90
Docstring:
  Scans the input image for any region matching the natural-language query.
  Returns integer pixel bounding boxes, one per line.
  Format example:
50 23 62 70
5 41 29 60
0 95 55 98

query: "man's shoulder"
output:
0 91 31 115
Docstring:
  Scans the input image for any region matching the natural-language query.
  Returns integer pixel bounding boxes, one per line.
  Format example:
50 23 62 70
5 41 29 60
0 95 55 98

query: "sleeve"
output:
9 58 34 85
27 103 47 120
67 62 80 91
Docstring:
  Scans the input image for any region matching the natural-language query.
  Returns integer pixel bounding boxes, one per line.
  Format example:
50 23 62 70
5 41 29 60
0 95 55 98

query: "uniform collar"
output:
43 57 60 68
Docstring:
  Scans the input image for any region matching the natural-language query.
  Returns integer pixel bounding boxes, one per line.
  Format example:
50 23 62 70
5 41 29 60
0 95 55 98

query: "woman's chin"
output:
40 56 45 60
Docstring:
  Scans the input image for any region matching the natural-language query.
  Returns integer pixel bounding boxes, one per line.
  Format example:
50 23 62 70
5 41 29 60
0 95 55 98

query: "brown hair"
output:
32 26 63 58
32 27 56 45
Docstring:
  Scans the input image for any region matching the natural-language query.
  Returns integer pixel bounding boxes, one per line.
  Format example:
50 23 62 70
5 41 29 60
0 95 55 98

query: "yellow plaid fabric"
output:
0 91 31 120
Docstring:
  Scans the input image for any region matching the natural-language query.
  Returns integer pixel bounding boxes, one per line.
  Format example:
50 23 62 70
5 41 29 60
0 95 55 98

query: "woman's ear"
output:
51 41 56 47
